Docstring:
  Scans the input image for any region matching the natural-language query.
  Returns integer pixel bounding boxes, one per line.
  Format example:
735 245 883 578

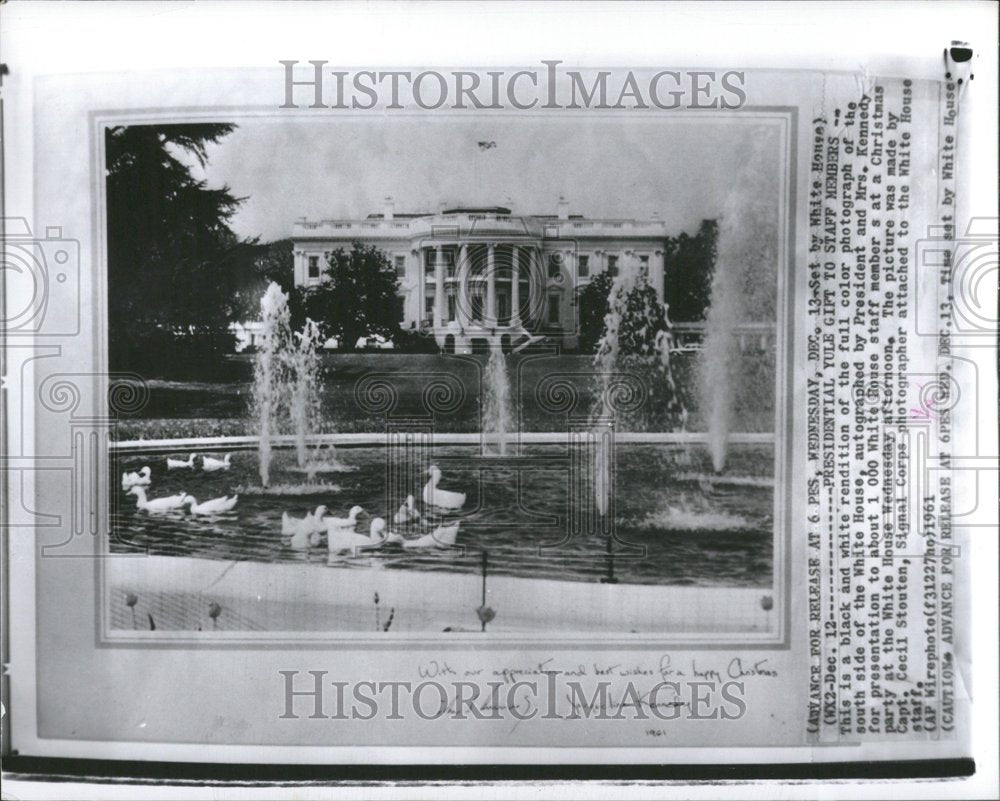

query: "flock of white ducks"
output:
284 465 466 562
124 454 237 515
124 457 466 562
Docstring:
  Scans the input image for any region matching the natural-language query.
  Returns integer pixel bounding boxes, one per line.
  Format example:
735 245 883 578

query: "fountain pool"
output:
110 442 773 588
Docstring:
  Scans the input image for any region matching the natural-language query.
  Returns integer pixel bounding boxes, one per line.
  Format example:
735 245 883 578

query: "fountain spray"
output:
483 342 512 456
252 283 292 488
701 246 739 474
290 318 323 469
699 136 778 474
252 282 325 488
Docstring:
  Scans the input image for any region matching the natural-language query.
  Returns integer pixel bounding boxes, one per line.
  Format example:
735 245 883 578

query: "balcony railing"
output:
293 213 668 239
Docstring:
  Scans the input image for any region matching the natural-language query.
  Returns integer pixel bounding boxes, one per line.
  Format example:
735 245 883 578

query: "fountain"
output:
589 267 633 524
482 343 512 456
289 318 323 469
699 137 778 473
251 282 327 489
252 283 292 488
701 248 740 473
590 263 686 579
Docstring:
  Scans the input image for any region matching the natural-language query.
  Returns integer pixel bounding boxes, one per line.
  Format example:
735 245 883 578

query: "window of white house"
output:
424 249 455 278
547 293 561 325
548 253 562 279
394 255 406 279
307 255 320 279
517 249 530 282
607 254 619 276
577 254 589 278
639 254 649 277
470 285 485 323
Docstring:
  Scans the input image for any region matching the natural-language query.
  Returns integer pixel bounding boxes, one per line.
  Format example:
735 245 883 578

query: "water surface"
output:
112 444 773 587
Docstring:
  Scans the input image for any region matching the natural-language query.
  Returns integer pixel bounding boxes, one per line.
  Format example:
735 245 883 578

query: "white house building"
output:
291 198 669 353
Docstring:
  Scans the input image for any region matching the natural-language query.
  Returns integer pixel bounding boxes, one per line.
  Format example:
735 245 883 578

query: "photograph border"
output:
86 103 797 650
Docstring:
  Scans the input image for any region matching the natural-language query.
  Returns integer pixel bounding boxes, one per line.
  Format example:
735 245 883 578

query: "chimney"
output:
438 201 448 215
557 196 569 221
384 196 395 220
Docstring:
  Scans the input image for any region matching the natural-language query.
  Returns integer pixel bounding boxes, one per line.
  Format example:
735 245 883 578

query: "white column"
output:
653 249 665 303
486 243 496 327
434 245 444 328
510 245 521 327
411 248 421 327
457 243 469 327
531 246 543 327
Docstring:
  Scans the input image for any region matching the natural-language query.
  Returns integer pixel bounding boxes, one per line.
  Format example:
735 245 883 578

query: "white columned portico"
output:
486 243 496 327
434 245 444 328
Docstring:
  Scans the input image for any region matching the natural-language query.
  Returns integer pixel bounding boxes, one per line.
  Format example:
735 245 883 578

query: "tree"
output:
596 277 685 431
577 270 671 357
617 280 671 359
575 270 615 353
106 123 250 373
230 239 295 322
289 242 401 350
662 218 718 322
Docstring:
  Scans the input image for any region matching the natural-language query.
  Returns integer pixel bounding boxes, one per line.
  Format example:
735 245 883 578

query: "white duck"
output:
202 453 232 472
328 517 388 557
322 505 364 532
129 485 187 513
183 494 238 515
422 465 466 510
393 494 421 525
402 521 461 549
384 529 406 546
121 466 151 489
290 527 323 550
166 453 196 470
282 505 328 536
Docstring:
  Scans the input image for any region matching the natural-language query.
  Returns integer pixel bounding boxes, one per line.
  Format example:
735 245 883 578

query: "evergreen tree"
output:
600 277 685 431
575 270 615 353
106 123 249 373
618 280 671 359
662 218 718 322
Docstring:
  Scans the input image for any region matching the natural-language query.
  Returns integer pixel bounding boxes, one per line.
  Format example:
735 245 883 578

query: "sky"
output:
190 115 783 243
